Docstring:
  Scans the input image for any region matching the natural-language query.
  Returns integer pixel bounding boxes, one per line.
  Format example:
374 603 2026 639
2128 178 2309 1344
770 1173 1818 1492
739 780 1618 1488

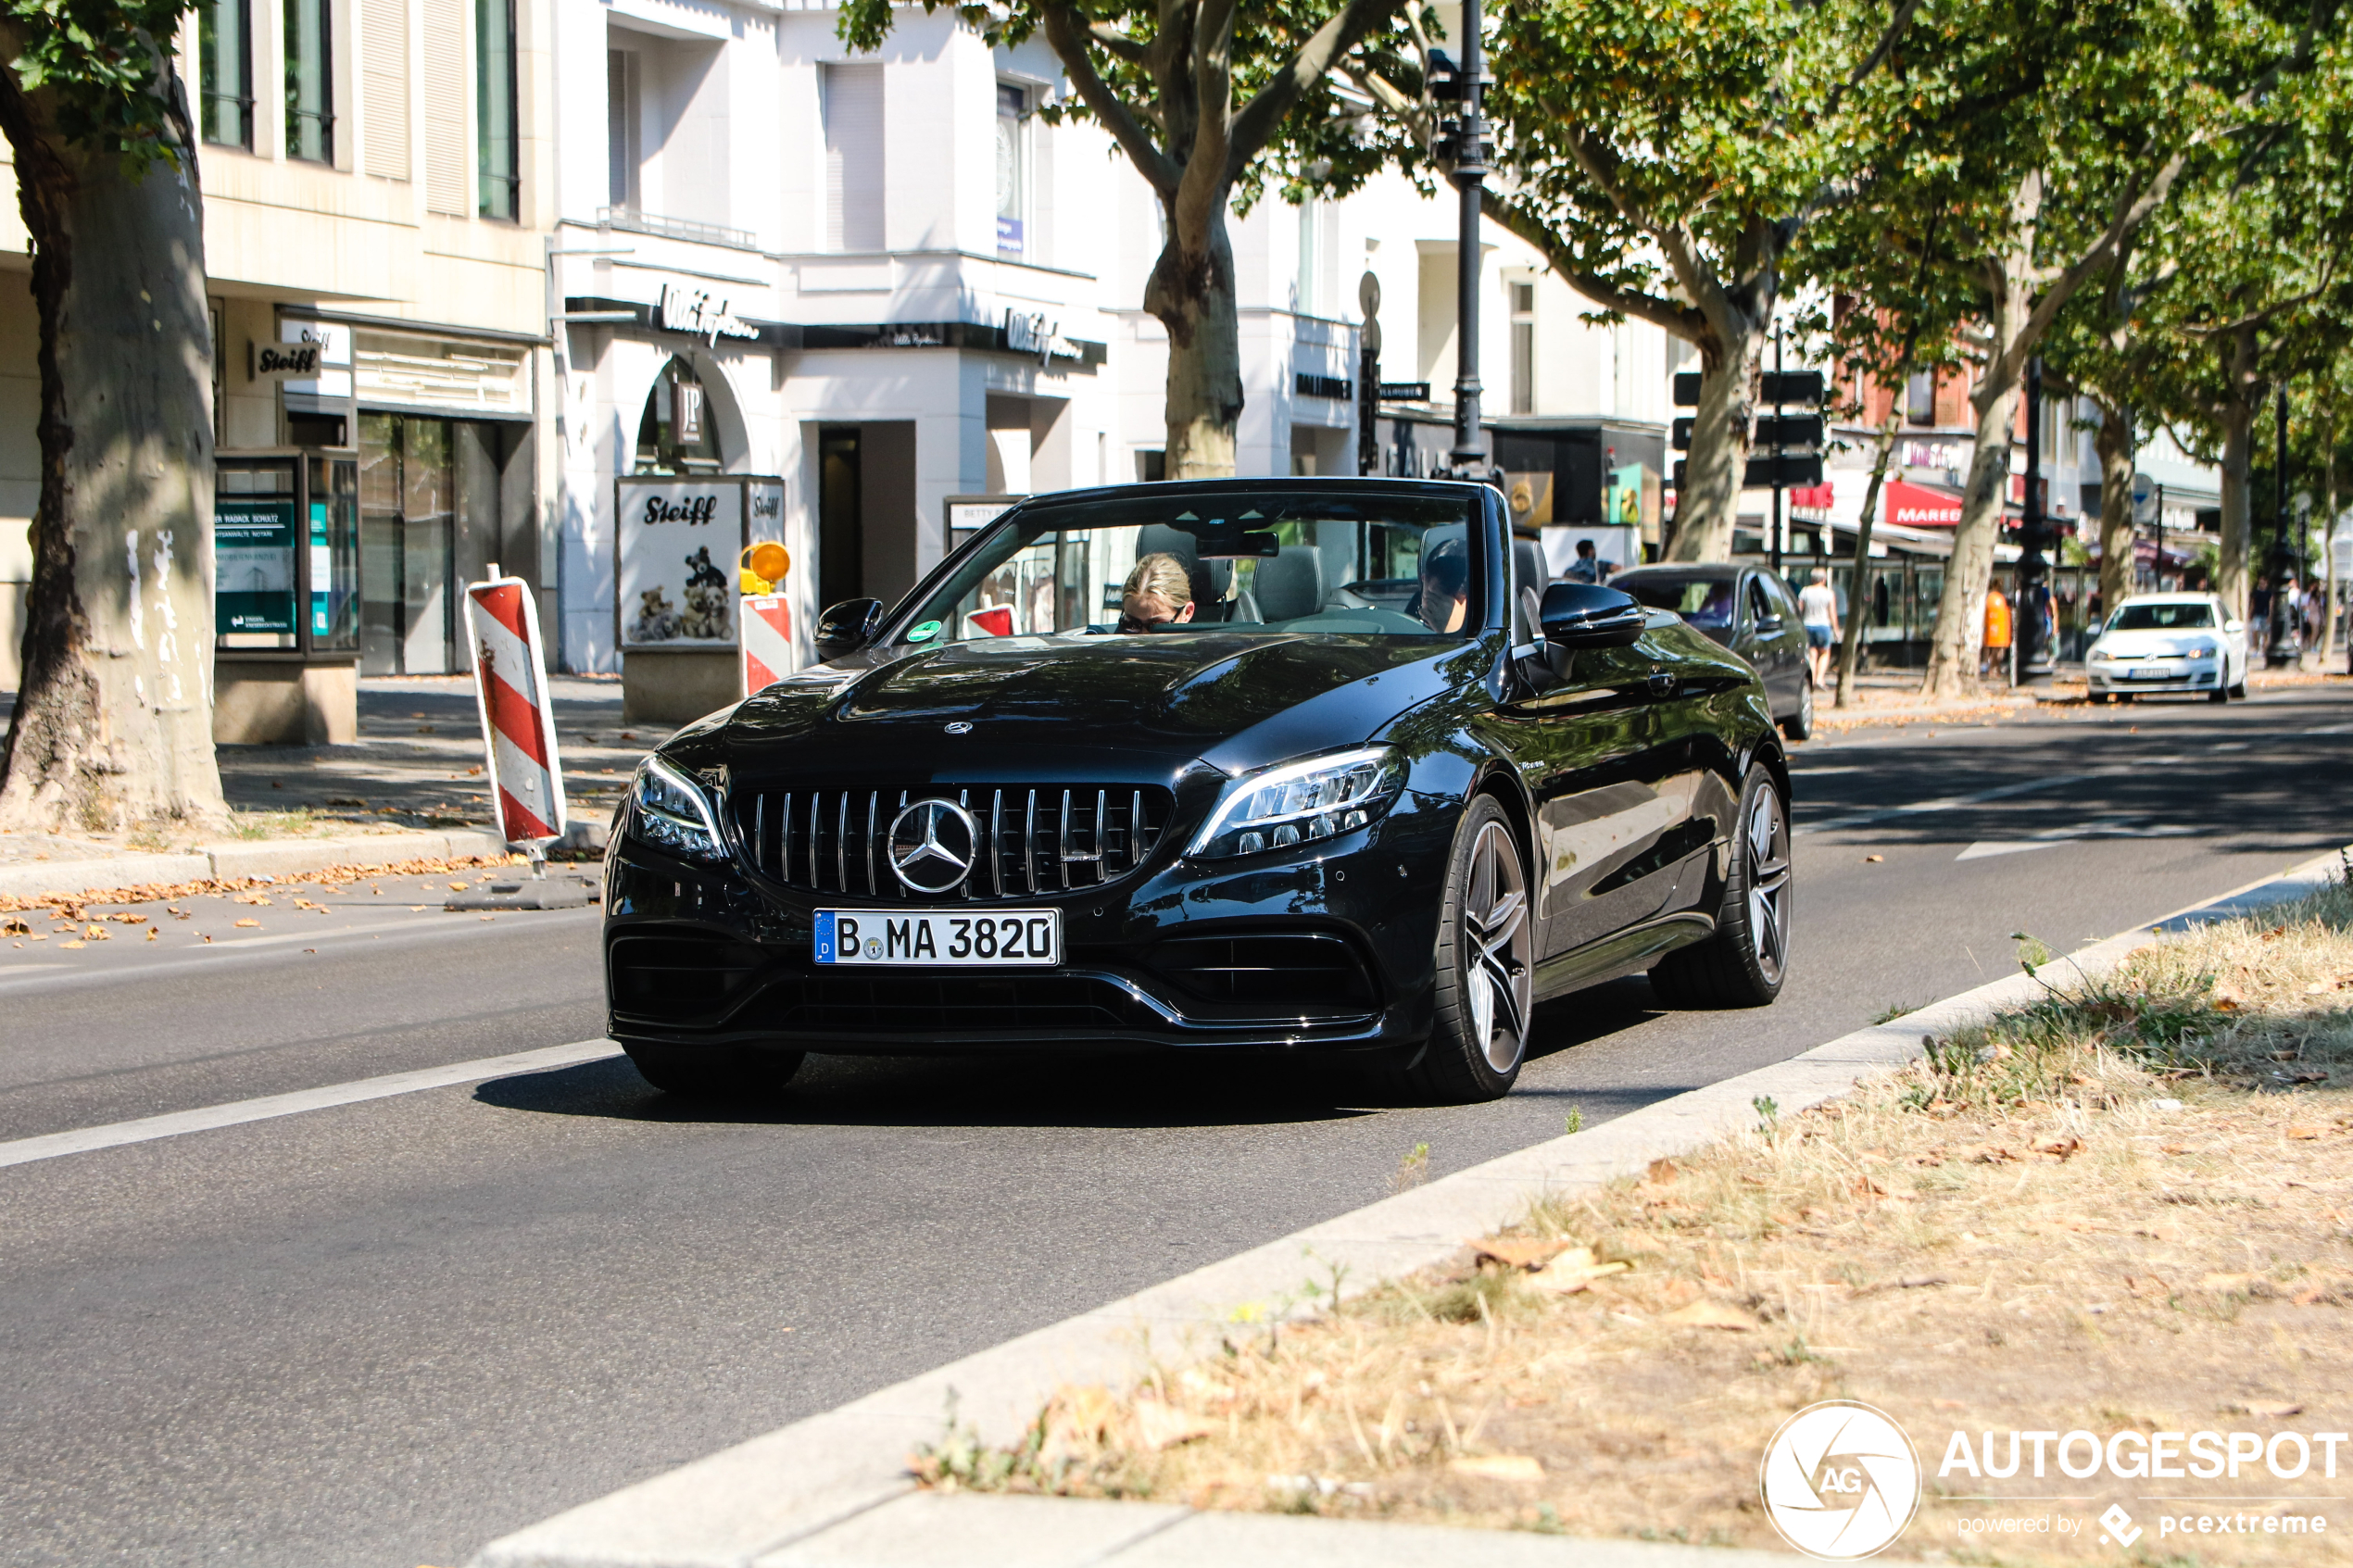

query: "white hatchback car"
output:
2085 592 2249 703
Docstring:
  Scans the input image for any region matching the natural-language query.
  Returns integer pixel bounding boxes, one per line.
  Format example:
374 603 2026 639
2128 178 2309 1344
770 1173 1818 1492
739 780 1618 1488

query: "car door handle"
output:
1646 671 1679 697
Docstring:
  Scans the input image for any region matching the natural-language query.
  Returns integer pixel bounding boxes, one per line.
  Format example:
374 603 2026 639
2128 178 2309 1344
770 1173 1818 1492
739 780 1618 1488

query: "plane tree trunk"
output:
0 44 227 834
2093 395 2137 619
1149 193 1243 480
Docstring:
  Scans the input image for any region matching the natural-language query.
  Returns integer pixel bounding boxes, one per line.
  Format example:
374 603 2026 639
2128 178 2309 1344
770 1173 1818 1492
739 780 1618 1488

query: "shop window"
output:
285 0 334 163
359 413 523 675
635 358 724 474
477 0 520 220
200 0 254 149
996 83 1026 258
1509 282 1536 415
818 427 862 608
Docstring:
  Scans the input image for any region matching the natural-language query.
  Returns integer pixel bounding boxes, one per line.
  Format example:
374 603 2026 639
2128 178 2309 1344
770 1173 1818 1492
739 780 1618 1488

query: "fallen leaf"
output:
448 882 470 892
59 940 84 949
2201 1273 2262 1291
107 911 145 924
1663 1300 1756 1331
1132 1400 1214 1451
1528 1248 1631 1294
2231 1400 2304 1418
0 918 26 935
1448 1454 1545 1482
1646 1158 1680 1184
2034 1136 2083 1160
2286 1126 2323 1140
1851 1175 1888 1197
1957 1144 2021 1164
234 918 260 928
1472 1237 1573 1271
1864 854 1883 863
233 892 271 906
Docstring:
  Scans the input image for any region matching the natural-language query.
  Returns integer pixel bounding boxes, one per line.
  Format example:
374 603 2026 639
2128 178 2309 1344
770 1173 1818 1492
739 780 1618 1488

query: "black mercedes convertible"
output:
604 478 1791 1104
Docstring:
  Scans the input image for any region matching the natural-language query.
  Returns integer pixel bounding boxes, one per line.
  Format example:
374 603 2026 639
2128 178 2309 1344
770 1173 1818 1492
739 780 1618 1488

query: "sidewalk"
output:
470 850 2347 1568
0 675 650 899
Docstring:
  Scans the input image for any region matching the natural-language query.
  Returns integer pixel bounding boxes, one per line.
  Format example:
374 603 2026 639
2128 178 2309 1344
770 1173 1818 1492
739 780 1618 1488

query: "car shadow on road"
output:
472 977 1665 1131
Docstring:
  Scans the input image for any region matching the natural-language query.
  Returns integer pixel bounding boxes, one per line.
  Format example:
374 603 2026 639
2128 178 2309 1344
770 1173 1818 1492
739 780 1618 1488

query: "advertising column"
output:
617 474 786 721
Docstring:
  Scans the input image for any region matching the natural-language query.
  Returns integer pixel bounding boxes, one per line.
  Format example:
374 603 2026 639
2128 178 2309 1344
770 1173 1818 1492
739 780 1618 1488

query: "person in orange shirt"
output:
1981 583 2014 680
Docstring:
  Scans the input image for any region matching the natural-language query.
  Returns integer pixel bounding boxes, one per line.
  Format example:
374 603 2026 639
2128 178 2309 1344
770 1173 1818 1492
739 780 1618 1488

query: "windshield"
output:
893 488 1483 647
2110 602 2214 631
1617 573 1735 629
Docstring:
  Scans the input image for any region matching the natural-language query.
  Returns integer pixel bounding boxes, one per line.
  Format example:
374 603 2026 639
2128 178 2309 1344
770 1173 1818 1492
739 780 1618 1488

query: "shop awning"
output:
1882 480 1964 527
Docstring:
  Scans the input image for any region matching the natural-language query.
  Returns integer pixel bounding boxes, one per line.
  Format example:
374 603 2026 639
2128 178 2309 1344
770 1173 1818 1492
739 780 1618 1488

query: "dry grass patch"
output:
917 884 2353 1562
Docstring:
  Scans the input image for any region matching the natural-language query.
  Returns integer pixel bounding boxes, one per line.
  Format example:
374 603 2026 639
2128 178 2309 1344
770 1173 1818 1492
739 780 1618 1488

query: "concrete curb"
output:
472 849 2345 1568
0 828 515 900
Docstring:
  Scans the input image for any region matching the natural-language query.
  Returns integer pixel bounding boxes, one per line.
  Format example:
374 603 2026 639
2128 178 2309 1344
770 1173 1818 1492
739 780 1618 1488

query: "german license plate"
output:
814 909 1061 966
2127 666 2177 680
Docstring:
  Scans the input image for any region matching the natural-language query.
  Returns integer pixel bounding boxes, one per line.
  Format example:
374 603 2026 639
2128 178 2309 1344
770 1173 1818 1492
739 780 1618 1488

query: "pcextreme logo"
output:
1761 1401 1924 1560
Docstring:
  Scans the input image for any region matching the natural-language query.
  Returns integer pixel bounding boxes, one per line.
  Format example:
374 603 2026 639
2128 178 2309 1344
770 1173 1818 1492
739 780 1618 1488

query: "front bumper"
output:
2087 661 2221 693
601 789 1461 1057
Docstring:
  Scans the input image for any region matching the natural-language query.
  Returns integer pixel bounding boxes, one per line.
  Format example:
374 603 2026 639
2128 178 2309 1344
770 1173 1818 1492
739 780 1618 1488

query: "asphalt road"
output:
3 684 2348 1568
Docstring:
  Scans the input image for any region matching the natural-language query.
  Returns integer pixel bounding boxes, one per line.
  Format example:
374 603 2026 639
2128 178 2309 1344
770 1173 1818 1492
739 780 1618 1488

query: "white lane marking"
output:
0 907 600 997
0 1037 621 1172
1797 773 2090 836
1954 840 2065 862
2301 722 2353 735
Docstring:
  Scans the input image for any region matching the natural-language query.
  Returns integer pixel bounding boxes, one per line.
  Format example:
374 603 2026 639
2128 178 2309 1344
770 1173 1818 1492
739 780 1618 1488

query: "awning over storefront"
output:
1882 480 1964 527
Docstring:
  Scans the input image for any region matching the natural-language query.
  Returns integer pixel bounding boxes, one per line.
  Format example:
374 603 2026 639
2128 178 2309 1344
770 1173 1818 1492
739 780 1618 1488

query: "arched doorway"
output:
634 354 746 474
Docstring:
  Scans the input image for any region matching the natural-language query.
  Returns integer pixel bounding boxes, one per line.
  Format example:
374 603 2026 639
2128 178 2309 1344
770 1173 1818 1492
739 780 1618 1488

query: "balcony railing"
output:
597 206 759 251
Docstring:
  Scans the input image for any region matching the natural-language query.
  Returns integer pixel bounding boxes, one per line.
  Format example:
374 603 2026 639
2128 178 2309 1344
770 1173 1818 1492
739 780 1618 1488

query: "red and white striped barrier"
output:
464 574 568 847
742 593 796 695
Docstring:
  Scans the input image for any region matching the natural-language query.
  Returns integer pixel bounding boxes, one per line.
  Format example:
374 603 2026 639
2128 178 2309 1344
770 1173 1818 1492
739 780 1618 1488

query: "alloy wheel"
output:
1462 820 1533 1072
1744 785 1792 985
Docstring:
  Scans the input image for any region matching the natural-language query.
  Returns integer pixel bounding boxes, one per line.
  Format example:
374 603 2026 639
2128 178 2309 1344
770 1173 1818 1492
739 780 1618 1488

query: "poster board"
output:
216 495 299 646
615 475 782 651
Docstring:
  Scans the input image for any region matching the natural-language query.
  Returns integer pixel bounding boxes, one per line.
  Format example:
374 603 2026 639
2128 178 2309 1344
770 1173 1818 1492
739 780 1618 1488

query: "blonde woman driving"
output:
1118 553 1196 632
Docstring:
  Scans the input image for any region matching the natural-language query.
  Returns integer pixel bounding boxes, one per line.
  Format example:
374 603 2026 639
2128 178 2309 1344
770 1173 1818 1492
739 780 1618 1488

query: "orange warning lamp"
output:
739 541 790 594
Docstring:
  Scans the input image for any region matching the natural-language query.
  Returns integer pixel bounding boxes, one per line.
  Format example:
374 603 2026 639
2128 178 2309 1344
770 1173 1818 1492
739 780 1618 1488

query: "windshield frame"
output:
870 478 1503 653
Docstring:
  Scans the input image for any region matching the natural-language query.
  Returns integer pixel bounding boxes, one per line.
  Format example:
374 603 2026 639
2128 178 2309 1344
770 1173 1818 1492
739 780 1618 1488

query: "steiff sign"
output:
618 481 743 650
251 341 322 381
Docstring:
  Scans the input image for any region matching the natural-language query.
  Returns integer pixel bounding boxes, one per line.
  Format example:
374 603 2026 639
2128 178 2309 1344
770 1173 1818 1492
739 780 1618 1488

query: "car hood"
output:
2095 629 2219 656
704 633 1480 779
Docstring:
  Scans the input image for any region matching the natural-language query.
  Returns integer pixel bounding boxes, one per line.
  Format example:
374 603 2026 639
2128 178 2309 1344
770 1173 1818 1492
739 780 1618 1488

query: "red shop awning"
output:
1882 480 1964 527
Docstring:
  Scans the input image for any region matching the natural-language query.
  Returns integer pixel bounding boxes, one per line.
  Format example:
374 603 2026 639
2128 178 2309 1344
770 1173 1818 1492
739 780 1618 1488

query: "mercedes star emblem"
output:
944 721 974 734
887 798 978 894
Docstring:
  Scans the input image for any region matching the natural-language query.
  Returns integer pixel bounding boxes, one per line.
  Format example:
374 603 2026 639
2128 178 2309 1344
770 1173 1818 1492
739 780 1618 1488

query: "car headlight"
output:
628 756 727 862
2088 647 2113 662
1188 746 1406 859
2188 641 2219 659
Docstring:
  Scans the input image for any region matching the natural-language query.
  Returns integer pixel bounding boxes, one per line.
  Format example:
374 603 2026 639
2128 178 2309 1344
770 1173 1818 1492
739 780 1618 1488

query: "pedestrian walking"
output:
1982 583 2013 681
1566 537 1616 583
1798 567 1840 689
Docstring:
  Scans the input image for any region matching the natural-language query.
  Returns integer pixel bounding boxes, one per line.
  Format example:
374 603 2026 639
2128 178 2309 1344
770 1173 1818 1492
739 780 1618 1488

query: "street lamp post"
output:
2016 357 2052 681
1447 0 1490 479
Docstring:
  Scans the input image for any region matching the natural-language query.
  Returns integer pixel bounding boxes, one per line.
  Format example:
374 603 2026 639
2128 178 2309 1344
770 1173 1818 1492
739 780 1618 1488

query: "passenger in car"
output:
1118 552 1198 633
1418 537 1471 633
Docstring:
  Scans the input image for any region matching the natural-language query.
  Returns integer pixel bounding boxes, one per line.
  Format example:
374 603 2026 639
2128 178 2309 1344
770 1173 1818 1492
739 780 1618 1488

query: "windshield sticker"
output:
908 620 942 642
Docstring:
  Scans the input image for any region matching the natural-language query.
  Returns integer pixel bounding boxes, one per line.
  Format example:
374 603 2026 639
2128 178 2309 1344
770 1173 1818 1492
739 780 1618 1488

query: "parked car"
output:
604 479 1791 1106
2085 592 2248 703
1610 564 1816 739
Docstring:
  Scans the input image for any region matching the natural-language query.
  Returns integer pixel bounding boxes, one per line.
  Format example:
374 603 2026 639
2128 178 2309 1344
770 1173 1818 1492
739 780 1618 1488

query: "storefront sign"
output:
617 479 746 649
656 284 760 346
251 342 322 381
217 497 298 636
1002 307 1080 367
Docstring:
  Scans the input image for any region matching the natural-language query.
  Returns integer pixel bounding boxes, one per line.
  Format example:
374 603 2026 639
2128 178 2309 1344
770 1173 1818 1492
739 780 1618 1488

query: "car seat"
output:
1254 546 1327 622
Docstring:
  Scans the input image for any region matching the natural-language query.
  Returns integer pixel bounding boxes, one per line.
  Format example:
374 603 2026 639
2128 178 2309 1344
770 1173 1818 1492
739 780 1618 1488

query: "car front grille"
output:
761 970 1159 1035
730 784 1174 899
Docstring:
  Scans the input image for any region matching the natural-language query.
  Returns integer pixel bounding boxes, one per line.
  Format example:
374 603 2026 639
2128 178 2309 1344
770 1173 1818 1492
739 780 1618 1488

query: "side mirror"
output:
813 597 886 661
2226 618 2245 633
1540 582 1646 648
1756 613 1785 634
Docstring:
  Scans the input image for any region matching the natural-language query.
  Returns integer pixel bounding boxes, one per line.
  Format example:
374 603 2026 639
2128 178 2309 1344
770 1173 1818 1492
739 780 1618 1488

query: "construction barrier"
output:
742 593 796 696
464 574 568 847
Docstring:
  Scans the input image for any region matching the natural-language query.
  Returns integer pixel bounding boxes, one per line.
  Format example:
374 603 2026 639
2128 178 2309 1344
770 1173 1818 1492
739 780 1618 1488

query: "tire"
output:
2230 678 2248 699
1397 795 1533 1104
625 1043 805 1101
2208 684 2229 703
2090 691 2111 705
1649 764 1790 1010
1780 679 1814 742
